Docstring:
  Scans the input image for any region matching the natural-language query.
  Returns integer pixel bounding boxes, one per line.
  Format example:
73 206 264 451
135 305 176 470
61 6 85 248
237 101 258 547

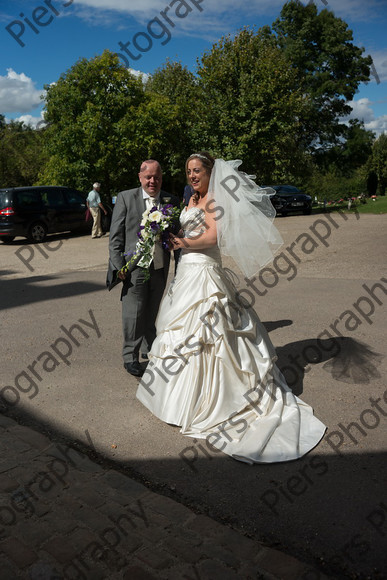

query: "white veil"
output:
207 159 283 278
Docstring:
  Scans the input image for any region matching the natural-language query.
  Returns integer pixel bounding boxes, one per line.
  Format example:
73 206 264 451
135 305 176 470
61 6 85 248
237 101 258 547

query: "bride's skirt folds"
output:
137 251 326 464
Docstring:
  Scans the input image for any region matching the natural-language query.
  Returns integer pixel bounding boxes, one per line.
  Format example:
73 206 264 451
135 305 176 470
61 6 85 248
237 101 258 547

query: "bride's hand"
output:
169 233 185 249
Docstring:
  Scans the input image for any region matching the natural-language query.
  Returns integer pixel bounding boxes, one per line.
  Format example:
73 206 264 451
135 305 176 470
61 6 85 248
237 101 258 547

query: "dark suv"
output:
0 186 110 243
268 185 312 216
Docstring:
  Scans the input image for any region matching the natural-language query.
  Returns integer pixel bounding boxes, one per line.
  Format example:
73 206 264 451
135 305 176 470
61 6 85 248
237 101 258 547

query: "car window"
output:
0 192 11 209
66 190 86 205
41 190 66 207
16 191 43 208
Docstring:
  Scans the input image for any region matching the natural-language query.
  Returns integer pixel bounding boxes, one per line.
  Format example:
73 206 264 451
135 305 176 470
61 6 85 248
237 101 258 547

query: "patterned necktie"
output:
145 196 164 270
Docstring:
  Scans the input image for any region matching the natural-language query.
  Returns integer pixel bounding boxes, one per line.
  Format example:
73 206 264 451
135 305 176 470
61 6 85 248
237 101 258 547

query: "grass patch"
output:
312 196 387 215
353 197 387 214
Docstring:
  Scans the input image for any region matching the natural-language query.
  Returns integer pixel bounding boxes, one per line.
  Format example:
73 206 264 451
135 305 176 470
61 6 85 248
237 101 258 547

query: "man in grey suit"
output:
107 159 179 377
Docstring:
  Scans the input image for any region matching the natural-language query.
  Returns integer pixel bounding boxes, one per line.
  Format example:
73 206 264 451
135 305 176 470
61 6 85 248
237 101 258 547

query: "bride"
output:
136 152 326 464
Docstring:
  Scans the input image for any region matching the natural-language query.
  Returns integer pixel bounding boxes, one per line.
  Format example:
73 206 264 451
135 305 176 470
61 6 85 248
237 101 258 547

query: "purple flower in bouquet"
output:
119 202 182 281
161 204 173 216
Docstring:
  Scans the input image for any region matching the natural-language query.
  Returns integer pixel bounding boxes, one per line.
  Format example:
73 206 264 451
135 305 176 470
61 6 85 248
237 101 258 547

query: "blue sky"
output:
1 0 386 135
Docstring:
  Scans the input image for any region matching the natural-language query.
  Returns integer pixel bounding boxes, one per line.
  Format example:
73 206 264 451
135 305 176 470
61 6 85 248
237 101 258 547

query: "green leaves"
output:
18 1 374 198
0 121 46 187
196 27 309 182
369 134 387 195
271 0 372 148
40 50 145 196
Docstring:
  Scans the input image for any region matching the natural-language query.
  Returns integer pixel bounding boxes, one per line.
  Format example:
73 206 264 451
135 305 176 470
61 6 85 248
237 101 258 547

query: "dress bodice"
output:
180 206 206 235
179 207 221 265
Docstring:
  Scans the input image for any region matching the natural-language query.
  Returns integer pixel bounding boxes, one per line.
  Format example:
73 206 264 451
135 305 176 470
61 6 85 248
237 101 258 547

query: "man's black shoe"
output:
124 361 144 377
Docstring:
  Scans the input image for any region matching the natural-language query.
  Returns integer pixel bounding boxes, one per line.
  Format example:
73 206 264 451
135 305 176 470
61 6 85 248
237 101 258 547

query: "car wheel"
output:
303 208 312 215
1 235 15 244
281 211 288 217
28 222 48 243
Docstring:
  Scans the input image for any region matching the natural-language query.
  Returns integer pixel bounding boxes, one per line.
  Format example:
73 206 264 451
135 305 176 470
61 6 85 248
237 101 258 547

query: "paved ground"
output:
0 413 328 579
1 211 386 579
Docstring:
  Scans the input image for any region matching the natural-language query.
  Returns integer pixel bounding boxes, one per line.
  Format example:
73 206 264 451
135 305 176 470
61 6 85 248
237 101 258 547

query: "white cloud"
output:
11 113 47 129
366 115 387 134
368 50 387 84
347 98 387 136
73 0 384 23
129 68 150 82
71 0 387 51
0 69 44 114
76 0 163 14
74 0 233 39
316 0 386 21
348 98 375 123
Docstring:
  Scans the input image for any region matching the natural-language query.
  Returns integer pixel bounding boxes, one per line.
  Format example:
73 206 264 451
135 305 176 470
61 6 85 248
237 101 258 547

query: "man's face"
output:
138 162 162 197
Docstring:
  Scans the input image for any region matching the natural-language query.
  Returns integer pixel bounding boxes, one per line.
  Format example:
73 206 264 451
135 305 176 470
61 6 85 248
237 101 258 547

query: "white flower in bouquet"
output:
149 210 163 223
119 203 182 281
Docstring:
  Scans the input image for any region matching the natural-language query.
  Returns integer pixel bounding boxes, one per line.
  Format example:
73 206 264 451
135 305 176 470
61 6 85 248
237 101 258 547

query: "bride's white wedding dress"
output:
136 207 326 464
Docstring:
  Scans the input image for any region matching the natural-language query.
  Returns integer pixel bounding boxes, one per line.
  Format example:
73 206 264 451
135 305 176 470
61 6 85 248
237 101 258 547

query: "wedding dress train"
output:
136 207 326 464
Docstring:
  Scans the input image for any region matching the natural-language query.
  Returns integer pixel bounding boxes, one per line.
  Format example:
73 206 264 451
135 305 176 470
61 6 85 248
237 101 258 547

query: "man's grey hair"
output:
93 182 101 188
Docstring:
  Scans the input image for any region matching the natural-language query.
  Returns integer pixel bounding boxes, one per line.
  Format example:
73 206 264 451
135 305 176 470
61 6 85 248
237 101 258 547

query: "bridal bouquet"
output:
120 203 181 281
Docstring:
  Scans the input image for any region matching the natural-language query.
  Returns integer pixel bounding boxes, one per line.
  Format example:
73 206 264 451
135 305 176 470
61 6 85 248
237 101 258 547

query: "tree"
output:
370 134 387 195
144 60 200 193
196 28 311 182
0 120 46 187
339 121 374 175
305 167 366 202
315 120 374 176
39 50 145 196
366 171 378 197
271 1 372 150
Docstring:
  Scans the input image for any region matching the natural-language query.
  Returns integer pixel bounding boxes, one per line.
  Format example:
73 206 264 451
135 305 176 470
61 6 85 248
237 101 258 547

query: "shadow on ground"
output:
271 332 383 397
0 271 105 311
2 386 386 580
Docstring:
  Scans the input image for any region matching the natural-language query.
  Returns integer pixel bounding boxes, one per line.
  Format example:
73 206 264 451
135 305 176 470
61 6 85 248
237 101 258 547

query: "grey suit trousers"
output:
121 265 167 362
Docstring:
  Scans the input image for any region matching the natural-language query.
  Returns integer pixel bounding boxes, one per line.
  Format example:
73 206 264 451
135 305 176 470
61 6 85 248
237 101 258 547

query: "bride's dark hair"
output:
185 151 216 204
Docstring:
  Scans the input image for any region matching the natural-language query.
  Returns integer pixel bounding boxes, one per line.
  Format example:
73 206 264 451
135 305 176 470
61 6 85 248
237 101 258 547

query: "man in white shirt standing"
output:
87 182 107 239
107 160 179 377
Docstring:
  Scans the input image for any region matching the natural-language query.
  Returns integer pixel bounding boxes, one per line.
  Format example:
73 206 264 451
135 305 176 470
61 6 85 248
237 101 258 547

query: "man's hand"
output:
117 270 127 280
99 202 108 215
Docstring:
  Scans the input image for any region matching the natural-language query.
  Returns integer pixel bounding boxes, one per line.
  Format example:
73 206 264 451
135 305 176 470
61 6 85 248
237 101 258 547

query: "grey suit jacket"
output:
106 187 179 290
